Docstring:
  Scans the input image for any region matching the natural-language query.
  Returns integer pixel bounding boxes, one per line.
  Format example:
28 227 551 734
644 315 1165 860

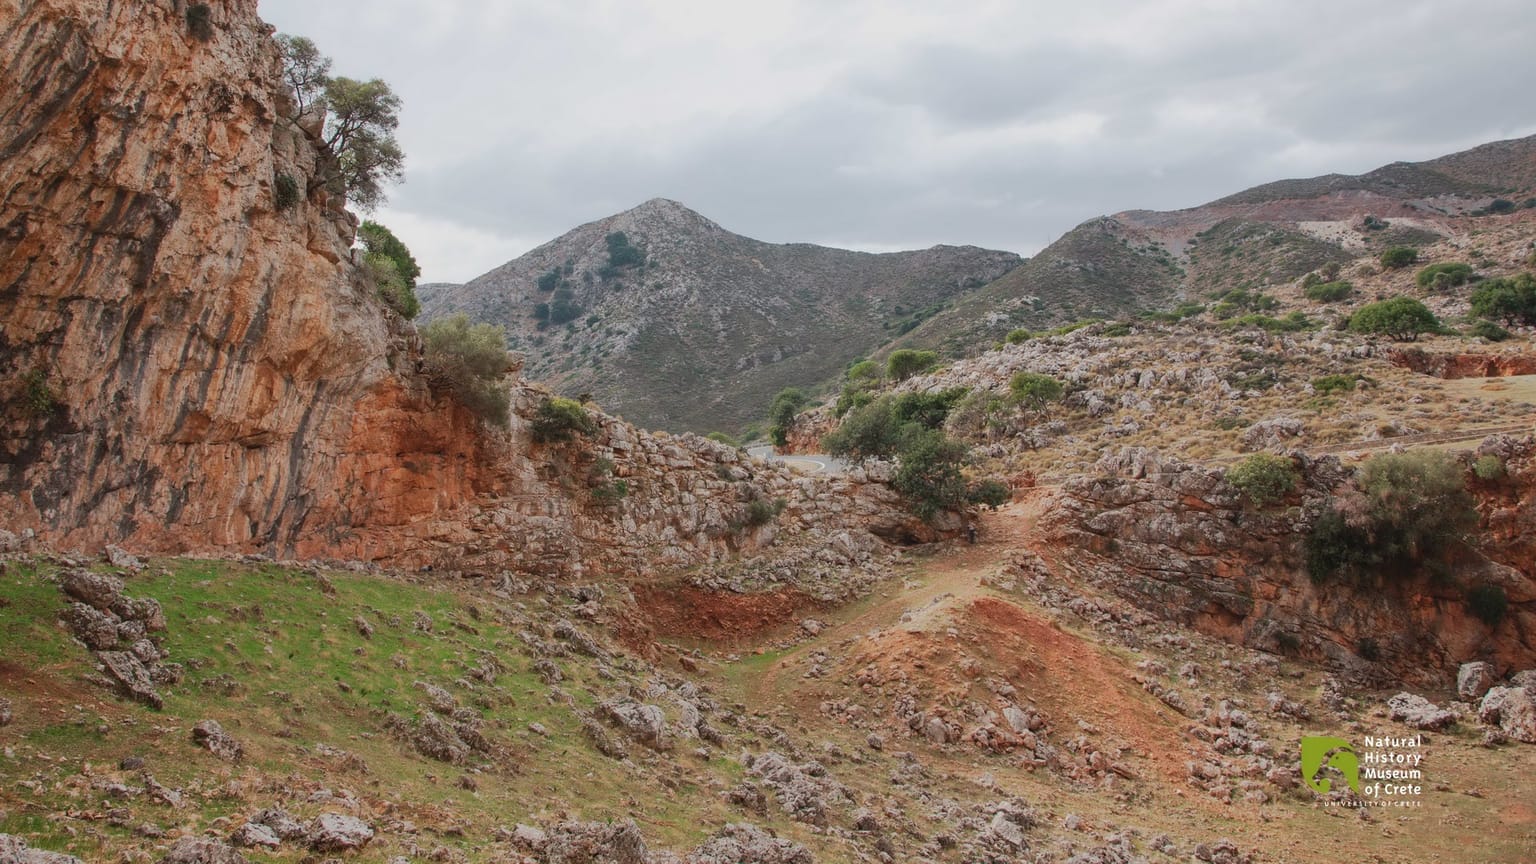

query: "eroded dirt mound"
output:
632 584 814 643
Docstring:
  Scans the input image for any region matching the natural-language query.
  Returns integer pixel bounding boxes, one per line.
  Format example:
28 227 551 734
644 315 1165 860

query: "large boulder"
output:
539 820 648 864
1457 662 1497 701
600 700 670 751
686 823 812 864
59 570 124 610
1479 686 1536 743
1386 692 1456 731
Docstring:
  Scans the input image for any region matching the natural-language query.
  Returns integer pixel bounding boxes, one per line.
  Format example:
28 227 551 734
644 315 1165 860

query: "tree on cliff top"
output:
277 34 404 211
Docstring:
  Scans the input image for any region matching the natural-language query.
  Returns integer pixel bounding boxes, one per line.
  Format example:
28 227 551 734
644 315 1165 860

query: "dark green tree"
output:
1348 297 1440 341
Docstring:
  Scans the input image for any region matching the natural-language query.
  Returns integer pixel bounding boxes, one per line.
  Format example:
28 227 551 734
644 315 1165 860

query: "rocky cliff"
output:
0 0 917 576
0 0 504 559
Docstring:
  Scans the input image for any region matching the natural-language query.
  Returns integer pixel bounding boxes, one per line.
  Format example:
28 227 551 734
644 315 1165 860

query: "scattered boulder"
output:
745 752 831 826
600 700 670 751
159 836 249 864
539 819 647 864
192 719 244 762
1479 686 1536 743
686 823 812 864
98 650 163 709
1457 662 1497 701
250 808 307 842
409 711 471 763
229 822 281 849
307 813 374 853
1386 692 1455 731
104 545 144 571
60 570 125 610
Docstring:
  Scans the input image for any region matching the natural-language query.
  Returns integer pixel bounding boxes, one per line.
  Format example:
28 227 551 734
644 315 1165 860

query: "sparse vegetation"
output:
421 314 512 426
1306 451 1477 585
1005 328 1032 344
359 220 421 319
1303 280 1353 302
1226 453 1298 507
1008 372 1064 412
767 387 808 446
1348 297 1440 341
186 3 214 41
1311 374 1355 395
1472 454 1506 481
1468 273 1536 325
531 396 596 443
1379 246 1419 268
273 173 300 210
1466 584 1508 626
1414 262 1474 289
1467 319 1511 341
18 368 56 418
739 496 787 528
887 349 939 382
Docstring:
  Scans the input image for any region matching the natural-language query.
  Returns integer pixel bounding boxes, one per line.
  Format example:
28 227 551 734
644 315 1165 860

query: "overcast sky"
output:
257 0 1536 283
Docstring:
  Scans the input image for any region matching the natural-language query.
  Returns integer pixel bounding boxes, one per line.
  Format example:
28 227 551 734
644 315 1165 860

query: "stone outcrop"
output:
1037 444 1536 680
1389 348 1536 379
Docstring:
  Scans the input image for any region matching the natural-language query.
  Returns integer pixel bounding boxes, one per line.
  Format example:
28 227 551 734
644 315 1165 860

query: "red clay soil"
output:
631 584 815 644
1389 348 1536 379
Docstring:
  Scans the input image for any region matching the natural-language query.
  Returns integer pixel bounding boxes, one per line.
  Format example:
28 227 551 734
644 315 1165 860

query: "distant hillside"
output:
420 199 1021 433
890 134 1536 353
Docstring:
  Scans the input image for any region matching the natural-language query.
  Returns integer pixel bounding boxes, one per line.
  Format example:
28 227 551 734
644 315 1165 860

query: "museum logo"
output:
1301 734 1424 808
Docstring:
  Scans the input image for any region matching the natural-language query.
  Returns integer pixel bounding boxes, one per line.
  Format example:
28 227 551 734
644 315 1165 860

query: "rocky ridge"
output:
419 198 1021 432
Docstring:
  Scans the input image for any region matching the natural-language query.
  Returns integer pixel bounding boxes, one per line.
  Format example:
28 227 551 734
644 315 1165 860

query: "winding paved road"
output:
747 446 849 476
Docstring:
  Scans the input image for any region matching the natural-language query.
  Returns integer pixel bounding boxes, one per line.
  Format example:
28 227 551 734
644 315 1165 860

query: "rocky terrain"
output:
889 135 1536 354
2 1 1536 862
419 200 1021 433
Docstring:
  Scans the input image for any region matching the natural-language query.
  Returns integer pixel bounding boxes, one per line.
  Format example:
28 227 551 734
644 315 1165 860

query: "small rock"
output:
250 808 307 842
229 823 280 849
159 836 248 864
0 697 11 727
192 719 244 762
104 545 144 571
307 813 374 853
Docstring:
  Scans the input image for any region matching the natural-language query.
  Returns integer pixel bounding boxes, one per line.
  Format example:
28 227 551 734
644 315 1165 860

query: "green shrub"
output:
892 427 972 521
1380 246 1419 268
1226 453 1298 507
274 173 300 211
1414 262 1474 289
846 359 882 383
892 387 968 430
966 478 1011 509
822 397 901 460
1229 312 1312 332
605 232 645 270
530 396 595 443
591 479 629 506
1466 584 1508 626
1101 322 1133 337
186 3 214 41
1359 450 1477 570
359 221 421 318
1473 454 1506 481
767 387 808 446
1468 273 1536 325
1348 297 1440 341
19 368 56 418
704 431 740 447
1304 280 1353 302
741 496 786 528
421 314 512 426
1311 374 1356 395
536 269 561 292
1005 328 1033 344
1008 372 1064 412
1361 215 1388 231
887 349 940 381
1465 319 1510 342
1305 508 1375 584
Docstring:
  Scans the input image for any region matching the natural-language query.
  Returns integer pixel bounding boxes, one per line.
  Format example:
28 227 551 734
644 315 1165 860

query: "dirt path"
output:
749 495 1044 702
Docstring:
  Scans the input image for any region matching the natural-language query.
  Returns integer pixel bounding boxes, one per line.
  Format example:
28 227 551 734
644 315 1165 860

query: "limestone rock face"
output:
0 0 491 560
